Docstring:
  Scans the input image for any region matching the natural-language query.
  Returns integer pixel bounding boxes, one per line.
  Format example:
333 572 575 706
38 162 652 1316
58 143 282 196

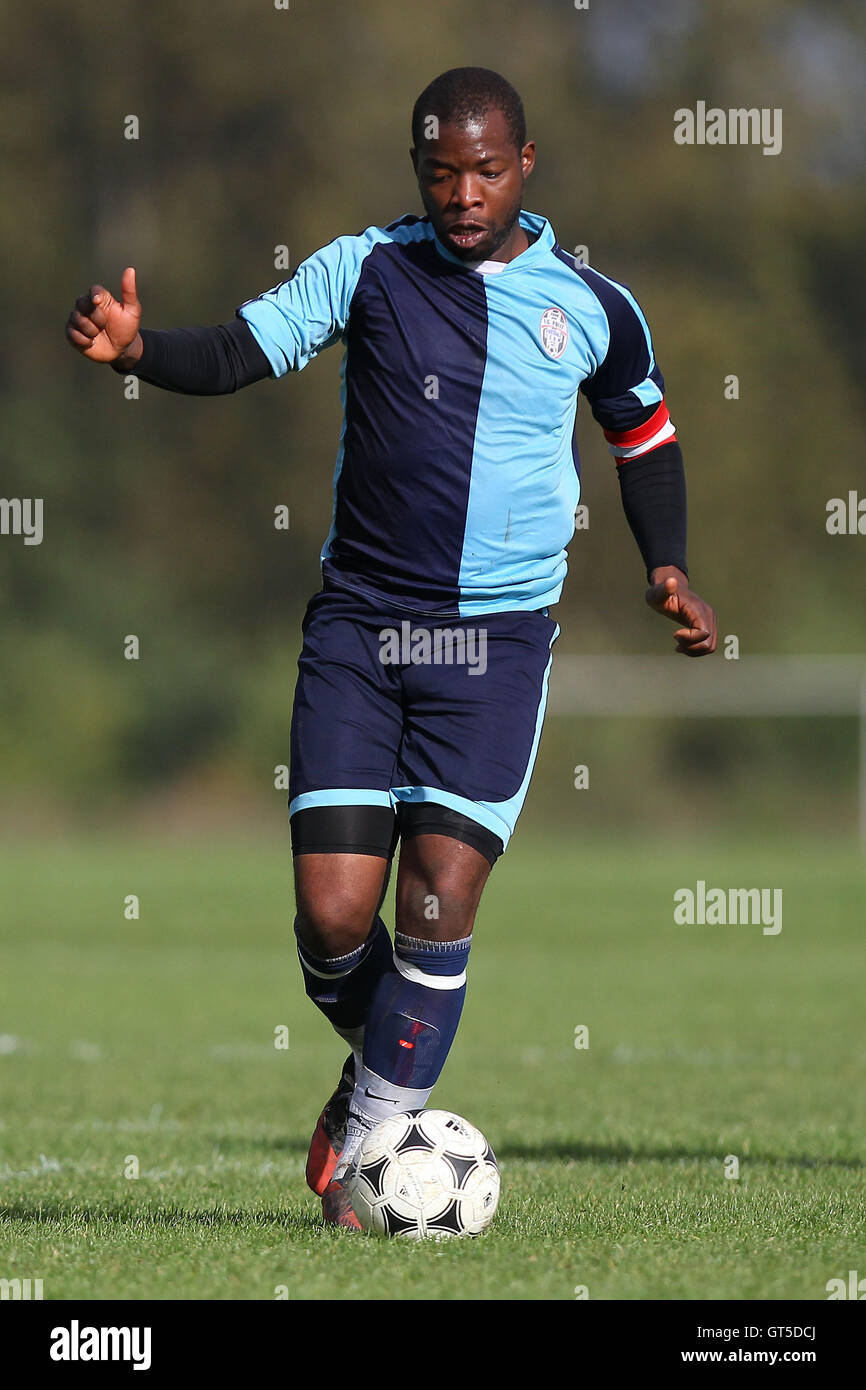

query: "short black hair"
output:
412 67 527 153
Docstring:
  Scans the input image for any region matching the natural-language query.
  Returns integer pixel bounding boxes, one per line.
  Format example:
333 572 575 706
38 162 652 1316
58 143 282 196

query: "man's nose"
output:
449 175 483 208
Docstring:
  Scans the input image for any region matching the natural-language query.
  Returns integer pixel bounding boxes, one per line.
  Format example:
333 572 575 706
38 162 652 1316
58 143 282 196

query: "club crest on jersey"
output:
540 306 569 359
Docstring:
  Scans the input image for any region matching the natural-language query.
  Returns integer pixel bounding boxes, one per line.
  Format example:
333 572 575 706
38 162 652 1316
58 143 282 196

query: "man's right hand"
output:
65 266 143 366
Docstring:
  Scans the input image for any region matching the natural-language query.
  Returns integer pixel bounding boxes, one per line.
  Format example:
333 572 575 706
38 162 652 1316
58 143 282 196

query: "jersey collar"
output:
431 210 554 275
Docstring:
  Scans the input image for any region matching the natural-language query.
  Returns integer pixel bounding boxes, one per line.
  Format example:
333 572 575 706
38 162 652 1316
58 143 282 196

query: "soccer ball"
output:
345 1109 500 1239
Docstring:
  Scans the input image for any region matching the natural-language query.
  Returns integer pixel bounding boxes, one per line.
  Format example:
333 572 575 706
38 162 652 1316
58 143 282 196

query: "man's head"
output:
411 68 535 262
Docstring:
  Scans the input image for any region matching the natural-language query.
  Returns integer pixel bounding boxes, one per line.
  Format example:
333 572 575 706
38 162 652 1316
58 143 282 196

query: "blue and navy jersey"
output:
238 210 676 617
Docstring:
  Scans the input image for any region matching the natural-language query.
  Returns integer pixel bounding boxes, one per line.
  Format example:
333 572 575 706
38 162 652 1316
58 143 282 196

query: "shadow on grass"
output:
493 1141 865 1169
210 1134 864 1170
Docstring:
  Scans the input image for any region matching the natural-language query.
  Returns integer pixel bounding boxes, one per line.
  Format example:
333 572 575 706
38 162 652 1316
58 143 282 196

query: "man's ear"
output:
409 146 418 174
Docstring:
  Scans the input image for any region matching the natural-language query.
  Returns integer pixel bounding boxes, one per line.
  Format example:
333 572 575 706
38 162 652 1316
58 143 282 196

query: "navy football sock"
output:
295 915 393 1064
336 931 472 1174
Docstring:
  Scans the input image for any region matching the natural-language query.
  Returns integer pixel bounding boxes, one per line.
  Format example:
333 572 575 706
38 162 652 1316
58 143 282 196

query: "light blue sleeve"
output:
237 225 387 377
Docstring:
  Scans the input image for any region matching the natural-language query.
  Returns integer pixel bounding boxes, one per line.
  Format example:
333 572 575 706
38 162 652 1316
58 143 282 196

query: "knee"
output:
396 847 489 941
295 890 377 958
294 853 389 958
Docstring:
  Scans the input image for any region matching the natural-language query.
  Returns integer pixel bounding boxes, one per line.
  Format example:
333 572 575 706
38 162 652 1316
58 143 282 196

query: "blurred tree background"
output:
1 0 864 836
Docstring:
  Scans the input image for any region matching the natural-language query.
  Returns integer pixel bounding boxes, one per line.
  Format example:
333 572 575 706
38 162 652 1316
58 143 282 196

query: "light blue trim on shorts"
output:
288 788 393 816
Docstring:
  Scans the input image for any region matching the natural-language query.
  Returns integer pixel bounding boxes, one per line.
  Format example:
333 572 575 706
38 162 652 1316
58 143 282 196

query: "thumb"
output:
120 266 140 311
647 575 679 607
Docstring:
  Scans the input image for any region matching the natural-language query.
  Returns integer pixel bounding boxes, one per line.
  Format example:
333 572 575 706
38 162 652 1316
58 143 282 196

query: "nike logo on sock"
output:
364 1087 397 1104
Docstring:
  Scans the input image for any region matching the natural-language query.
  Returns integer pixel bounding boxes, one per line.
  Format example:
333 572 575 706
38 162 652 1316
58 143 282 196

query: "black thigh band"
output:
290 801 503 866
290 804 399 859
398 802 504 867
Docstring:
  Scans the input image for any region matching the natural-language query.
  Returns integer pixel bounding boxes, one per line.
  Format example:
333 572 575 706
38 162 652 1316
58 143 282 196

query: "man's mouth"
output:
445 222 488 251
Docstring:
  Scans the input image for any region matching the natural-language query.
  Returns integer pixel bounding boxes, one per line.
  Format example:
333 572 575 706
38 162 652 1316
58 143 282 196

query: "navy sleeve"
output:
617 440 688 581
575 268 687 578
112 318 271 395
578 269 666 436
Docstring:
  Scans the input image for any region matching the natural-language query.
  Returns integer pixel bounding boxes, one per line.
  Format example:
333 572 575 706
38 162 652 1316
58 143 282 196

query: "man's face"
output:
411 109 535 262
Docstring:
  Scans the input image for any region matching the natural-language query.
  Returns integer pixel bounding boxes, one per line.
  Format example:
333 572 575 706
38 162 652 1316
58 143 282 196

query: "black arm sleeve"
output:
616 440 688 581
111 318 271 395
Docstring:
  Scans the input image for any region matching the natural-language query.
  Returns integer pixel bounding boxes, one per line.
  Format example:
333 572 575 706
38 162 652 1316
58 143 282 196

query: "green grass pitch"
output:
1 834 864 1300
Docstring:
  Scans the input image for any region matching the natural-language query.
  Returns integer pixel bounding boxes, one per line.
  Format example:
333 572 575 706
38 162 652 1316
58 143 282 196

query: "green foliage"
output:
3 0 865 814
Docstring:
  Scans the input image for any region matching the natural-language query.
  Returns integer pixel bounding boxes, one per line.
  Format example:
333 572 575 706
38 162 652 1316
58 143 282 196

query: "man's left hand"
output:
646 566 717 657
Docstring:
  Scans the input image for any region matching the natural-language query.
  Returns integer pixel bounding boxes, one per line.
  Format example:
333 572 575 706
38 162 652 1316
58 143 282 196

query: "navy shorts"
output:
289 584 559 863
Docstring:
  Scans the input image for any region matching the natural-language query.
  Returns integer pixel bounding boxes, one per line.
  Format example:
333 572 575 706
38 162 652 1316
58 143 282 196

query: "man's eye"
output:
483 170 503 179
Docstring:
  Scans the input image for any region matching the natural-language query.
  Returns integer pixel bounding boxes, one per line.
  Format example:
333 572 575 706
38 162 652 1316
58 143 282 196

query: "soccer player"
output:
66 67 717 1228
